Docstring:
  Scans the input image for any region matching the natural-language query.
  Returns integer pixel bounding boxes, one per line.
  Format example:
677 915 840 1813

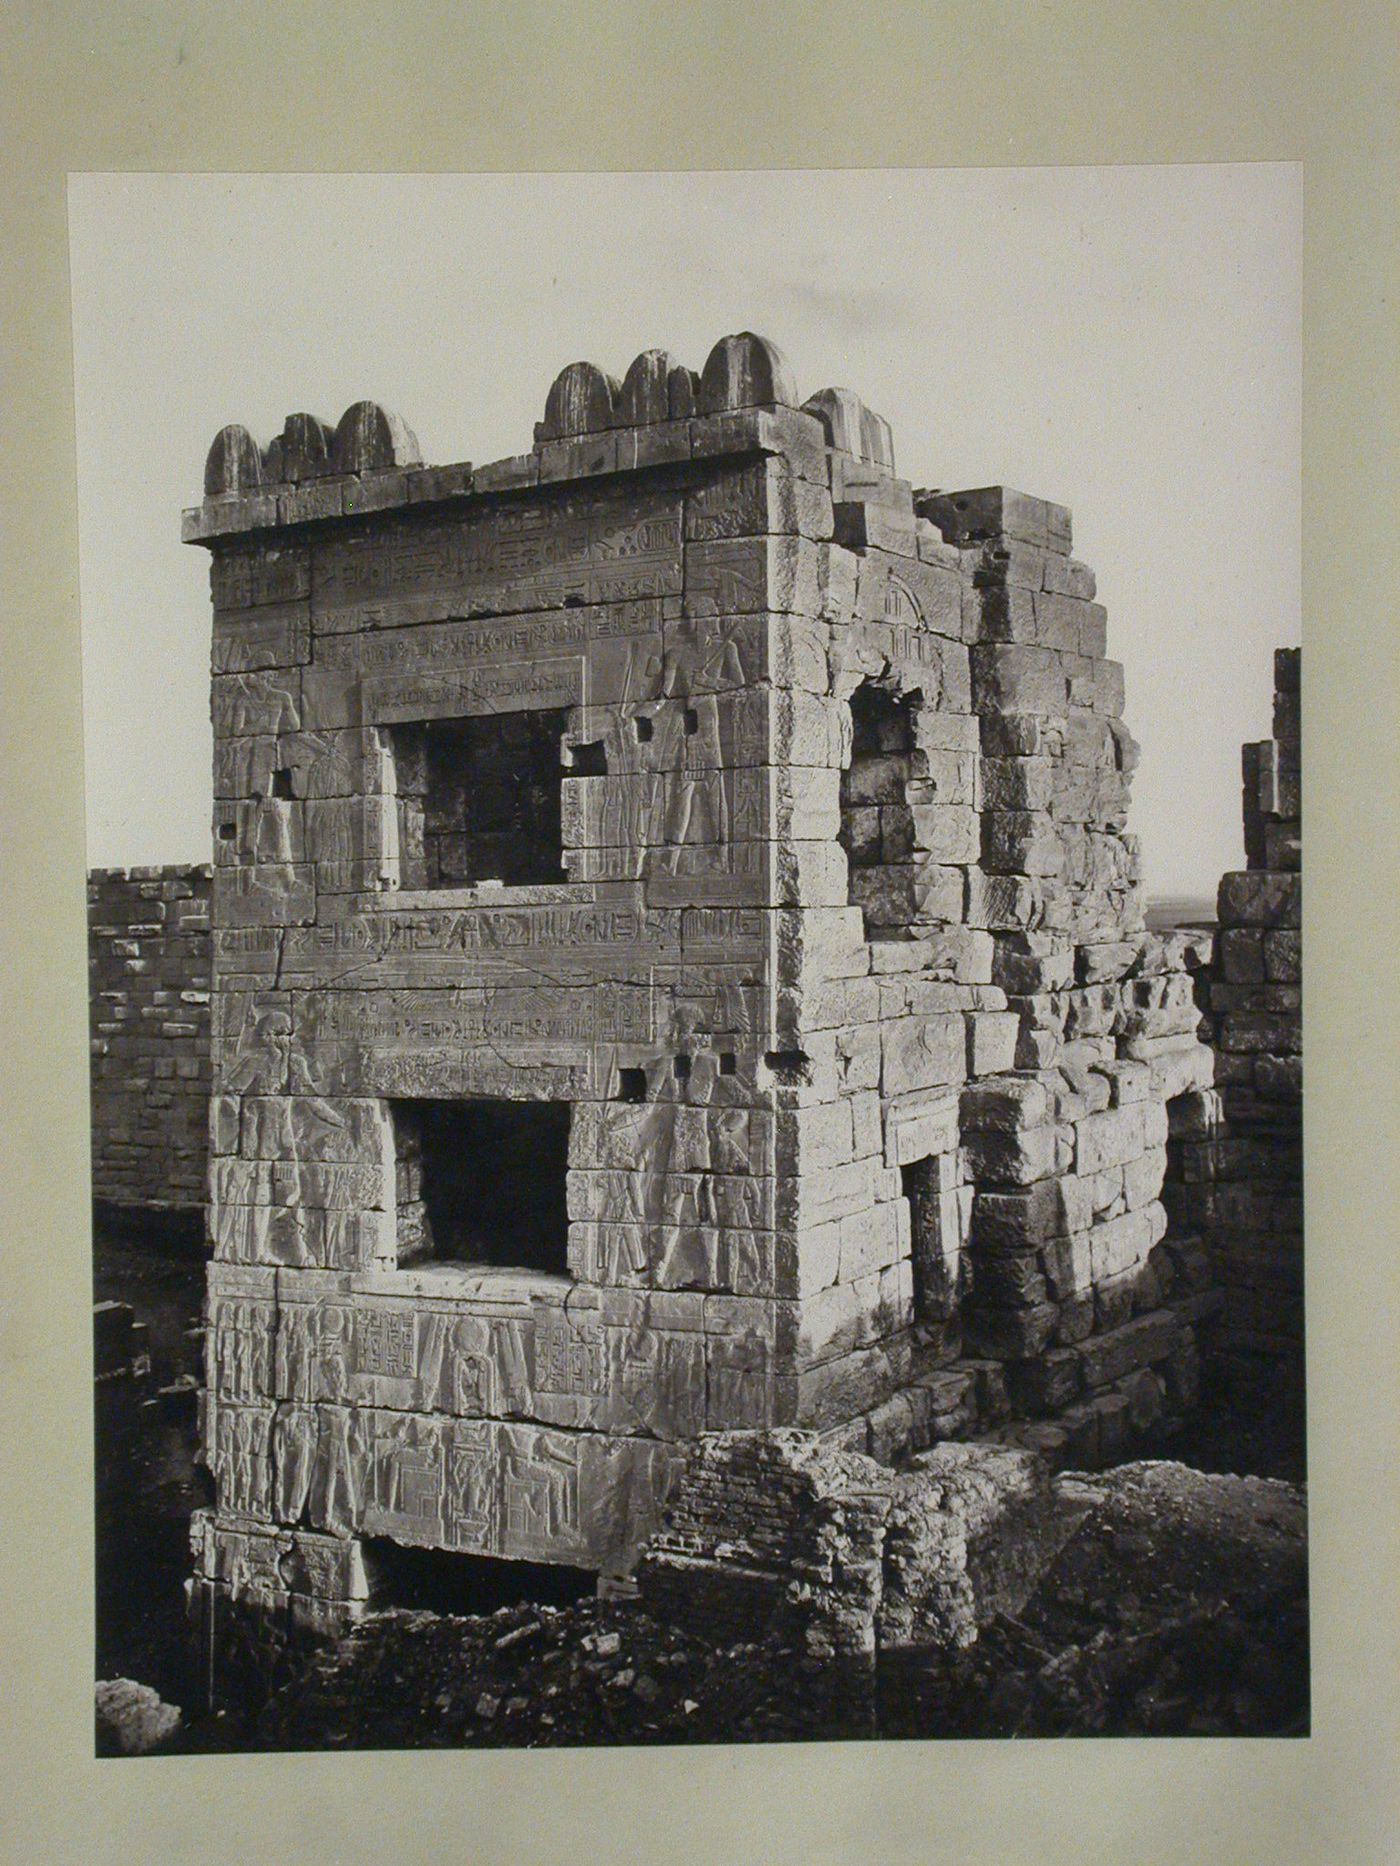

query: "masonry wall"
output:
789 476 1222 1474
88 864 213 1218
1179 649 1303 1375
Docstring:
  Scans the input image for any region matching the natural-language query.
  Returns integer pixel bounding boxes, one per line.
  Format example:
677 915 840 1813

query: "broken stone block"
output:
95 1679 182 1756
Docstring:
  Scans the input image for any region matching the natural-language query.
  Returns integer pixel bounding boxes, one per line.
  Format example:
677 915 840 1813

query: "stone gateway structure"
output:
185 333 1237 1682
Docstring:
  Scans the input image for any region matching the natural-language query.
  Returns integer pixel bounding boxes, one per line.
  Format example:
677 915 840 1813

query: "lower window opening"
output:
392 1098 571 1273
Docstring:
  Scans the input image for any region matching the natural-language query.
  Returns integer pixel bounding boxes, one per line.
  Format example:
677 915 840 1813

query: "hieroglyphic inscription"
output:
314 605 665 716
356 1308 416 1379
279 902 683 988
295 983 656 1051
362 657 584 720
533 1316 606 1396
312 491 684 632
212 544 311 612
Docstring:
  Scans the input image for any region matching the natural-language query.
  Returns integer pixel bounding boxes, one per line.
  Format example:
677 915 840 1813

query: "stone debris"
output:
235 1457 1303 1749
95 1678 182 1756
638 1432 1083 1666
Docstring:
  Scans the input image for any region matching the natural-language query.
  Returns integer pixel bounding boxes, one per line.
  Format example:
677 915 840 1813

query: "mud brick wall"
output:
88 865 213 1217
183 333 1231 1661
1182 650 1303 1367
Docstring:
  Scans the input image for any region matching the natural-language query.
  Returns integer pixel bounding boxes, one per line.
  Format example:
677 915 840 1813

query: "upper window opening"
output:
840 680 919 939
391 709 567 889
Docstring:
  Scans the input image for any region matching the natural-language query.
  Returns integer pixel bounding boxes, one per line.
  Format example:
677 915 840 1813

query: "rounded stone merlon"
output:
802 387 867 456
698 332 798 415
617 349 683 426
331 401 423 475
804 386 896 472
859 405 895 472
668 364 701 420
540 361 622 439
204 425 265 498
263 413 336 484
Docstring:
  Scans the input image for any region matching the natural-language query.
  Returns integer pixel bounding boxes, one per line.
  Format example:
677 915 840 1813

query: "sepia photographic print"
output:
72 166 1308 1759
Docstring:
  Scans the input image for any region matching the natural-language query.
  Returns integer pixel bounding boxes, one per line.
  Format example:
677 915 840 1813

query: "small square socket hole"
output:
570 741 608 777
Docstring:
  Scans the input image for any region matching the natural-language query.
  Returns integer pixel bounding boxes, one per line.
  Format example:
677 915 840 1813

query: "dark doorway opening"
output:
391 708 567 888
392 1099 571 1273
902 1152 962 1323
840 679 920 938
362 1539 595 1616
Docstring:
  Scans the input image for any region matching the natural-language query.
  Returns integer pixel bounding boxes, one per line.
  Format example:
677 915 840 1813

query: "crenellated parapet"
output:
183 331 914 545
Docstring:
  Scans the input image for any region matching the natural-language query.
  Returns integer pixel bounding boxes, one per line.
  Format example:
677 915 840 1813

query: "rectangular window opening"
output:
902 1152 962 1323
391 1098 571 1275
840 678 922 942
389 709 567 889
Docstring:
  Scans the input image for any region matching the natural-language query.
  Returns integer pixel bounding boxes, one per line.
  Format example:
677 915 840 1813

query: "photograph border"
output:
3 4 1397 1863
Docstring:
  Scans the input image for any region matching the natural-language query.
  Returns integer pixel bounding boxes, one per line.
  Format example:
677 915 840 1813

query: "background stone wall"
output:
1182 649 1303 1378
88 864 213 1220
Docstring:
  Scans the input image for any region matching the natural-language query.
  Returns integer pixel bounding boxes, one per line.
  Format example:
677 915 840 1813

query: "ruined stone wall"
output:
795 476 1222 1472
88 864 212 1219
1178 650 1303 1372
638 1430 1064 1679
183 332 1235 1667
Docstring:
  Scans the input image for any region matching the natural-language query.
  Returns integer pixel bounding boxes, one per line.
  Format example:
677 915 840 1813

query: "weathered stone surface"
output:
205 425 264 498
95 1679 182 1756
331 401 422 474
264 413 336 483
639 1431 1075 1663
89 865 213 1215
540 361 621 439
1188 649 1304 1409
698 332 798 414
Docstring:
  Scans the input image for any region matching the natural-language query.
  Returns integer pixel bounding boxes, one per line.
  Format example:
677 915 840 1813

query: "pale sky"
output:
68 166 1300 896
